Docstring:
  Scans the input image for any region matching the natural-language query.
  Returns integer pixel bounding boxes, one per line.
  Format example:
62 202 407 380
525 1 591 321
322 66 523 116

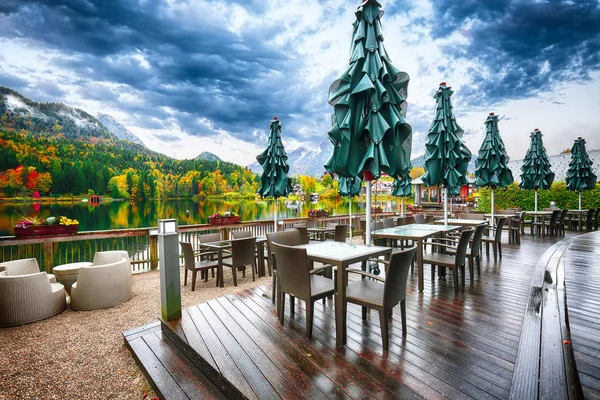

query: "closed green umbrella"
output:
474 112 514 225
421 82 472 224
392 171 412 216
256 117 292 231
566 137 597 210
325 0 412 244
519 128 554 211
338 176 362 240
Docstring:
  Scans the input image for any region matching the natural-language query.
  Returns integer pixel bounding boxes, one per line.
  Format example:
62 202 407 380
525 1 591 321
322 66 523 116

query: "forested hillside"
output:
0 87 258 199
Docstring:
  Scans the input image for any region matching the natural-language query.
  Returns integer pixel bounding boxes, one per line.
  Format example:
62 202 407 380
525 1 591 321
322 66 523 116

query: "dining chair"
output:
231 230 252 239
334 224 348 242
198 232 221 279
221 237 256 286
180 241 220 290
270 242 335 339
266 230 302 304
413 214 426 224
380 218 395 228
482 217 507 261
423 229 474 294
345 247 417 350
445 224 486 280
557 209 568 236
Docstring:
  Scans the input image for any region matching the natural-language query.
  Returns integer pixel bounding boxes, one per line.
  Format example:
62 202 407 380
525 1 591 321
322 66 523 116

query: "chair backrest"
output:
92 250 129 266
295 226 309 244
464 213 485 220
414 214 426 224
373 221 384 231
494 218 507 241
383 247 417 307
550 210 560 225
270 242 311 300
230 237 257 266
0 258 40 276
559 209 568 225
469 225 486 258
179 242 196 271
327 222 338 229
266 230 302 269
397 216 414 226
334 225 348 242
455 229 474 268
425 215 435 223
380 218 395 228
199 233 221 244
586 208 595 230
231 230 252 239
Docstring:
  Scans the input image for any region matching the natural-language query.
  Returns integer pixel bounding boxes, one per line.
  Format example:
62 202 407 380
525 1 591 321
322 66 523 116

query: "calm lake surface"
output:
0 198 405 236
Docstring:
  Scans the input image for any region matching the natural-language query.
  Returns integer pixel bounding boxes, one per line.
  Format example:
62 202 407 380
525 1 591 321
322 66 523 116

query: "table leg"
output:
417 238 424 292
257 242 265 277
218 249 224 288
335 261 346 347
579 215 582 232
541 217 545 238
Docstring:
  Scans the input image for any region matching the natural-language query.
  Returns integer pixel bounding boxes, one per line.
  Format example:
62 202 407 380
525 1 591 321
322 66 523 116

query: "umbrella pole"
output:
401 197 405 217
349 197 353 241
274 200 277 232
535 190 538 212
579 191 582 211
444 187 448 226
491 188 495 228
450 196 453 218
366 181 372 245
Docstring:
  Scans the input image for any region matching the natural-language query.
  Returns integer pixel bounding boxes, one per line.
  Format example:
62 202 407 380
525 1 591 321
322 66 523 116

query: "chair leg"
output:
184 268 188 286
431 265 436 282
191 270 197 291
468 256 474 282
251 261 256 282
215 267 221 287
306 301 314 339
400 300 407 336
279 292 285 324
492 243 497 262
379 309 389 350
485 242 489 256
452 267 459 294
272 272 277 303
362 306 367 320
290 295 295 316
461 265 465 287
476 256 481 276
232 267 238 286
498 243 502 259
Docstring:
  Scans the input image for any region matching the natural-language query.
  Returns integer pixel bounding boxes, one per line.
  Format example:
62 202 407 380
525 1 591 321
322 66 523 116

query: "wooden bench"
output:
510 239 584 399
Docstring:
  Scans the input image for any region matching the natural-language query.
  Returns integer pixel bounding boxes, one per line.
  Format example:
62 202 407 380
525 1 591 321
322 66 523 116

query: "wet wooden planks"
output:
153 231 570 399
566 231 600 399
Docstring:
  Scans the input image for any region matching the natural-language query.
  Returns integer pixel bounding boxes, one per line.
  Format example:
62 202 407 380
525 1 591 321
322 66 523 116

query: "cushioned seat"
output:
0 271 66 327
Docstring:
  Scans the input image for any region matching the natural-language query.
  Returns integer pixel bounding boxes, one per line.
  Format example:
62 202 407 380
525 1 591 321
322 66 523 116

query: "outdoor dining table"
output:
433 219 489 228
295 241 391 347
485 214 518 244
200 236 269 284
523 211 554 238
307 226 336 241
372 224 461 293
567 210 588 232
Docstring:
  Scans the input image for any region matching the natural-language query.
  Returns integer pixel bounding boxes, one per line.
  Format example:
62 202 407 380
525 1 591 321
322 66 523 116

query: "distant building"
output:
412 176 475 206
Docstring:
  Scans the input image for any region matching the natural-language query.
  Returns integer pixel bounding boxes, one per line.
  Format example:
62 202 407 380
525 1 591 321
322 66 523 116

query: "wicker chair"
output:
0 271 66 327
221 237 256 286
334 224 348 242
180 241 220 290
270 242 335 339
423 229 474 294
0 258 57 283
266 231 302 304
70 258 132 311
346 247 417 350
482 217 507 261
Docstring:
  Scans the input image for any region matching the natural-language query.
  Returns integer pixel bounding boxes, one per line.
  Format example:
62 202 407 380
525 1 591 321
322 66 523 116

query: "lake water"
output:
0 198 406 236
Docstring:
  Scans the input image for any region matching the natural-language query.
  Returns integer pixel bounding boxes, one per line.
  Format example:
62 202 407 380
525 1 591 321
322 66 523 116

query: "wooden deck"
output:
565 231 600 399
125 230 595 399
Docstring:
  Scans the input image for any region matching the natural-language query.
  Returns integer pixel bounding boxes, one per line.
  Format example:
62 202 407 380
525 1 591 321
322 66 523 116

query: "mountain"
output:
196 152 222 162
249 140 333 177
96 113 145 147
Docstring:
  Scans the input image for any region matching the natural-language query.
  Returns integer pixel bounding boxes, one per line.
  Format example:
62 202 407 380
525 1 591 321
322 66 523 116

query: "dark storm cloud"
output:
0 0 319 143
432 0 600 104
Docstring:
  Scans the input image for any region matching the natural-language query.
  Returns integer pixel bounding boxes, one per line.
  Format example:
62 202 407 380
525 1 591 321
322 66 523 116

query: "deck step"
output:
123 321 229 400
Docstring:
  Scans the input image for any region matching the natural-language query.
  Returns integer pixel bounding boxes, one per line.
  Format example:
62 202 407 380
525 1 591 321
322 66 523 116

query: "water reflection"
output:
0 198 403 236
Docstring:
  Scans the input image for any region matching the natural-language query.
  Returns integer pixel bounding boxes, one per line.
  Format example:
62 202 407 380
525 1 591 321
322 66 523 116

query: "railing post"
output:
149 229 159 270
43 241 53 273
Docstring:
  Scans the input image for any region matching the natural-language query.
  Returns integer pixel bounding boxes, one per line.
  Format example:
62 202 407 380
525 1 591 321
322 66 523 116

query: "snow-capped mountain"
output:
96 113 145 147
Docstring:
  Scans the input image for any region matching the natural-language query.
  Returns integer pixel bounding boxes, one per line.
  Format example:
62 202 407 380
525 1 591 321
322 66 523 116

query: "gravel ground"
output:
0 266 272 399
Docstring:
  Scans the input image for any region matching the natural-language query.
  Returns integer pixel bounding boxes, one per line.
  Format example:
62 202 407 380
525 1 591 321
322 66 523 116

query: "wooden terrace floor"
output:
125 230 593 399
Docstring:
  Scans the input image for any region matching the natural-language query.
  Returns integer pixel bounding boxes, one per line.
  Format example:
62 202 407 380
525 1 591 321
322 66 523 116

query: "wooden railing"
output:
0 212 400 274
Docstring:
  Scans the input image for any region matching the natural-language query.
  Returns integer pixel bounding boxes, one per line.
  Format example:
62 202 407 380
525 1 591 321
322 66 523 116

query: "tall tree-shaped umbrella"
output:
474 112 514 226
421 82 472 225
566 137 597 210
392 171 412 216
338 176 362 240
325 0 412 244
519 128 555 211
256 117 292 231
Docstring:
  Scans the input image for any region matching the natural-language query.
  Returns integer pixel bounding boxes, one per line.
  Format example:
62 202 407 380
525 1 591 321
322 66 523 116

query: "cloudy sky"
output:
1 0 599 166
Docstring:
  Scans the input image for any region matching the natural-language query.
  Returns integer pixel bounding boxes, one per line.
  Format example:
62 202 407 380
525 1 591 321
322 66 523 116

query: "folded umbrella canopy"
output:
256 117 292 231
474 112 514 225
325 0 412 244
519 128 554 211
421 82 472 224
566 137 597 210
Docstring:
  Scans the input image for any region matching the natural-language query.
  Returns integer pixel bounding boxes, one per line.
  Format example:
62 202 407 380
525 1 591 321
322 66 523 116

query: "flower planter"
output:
308 211 330 218
14 225 79 237
372 208 383 214
208 216 241 225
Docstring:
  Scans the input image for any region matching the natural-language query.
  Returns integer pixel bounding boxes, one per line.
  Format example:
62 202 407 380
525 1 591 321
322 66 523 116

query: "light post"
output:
158 219 181 321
